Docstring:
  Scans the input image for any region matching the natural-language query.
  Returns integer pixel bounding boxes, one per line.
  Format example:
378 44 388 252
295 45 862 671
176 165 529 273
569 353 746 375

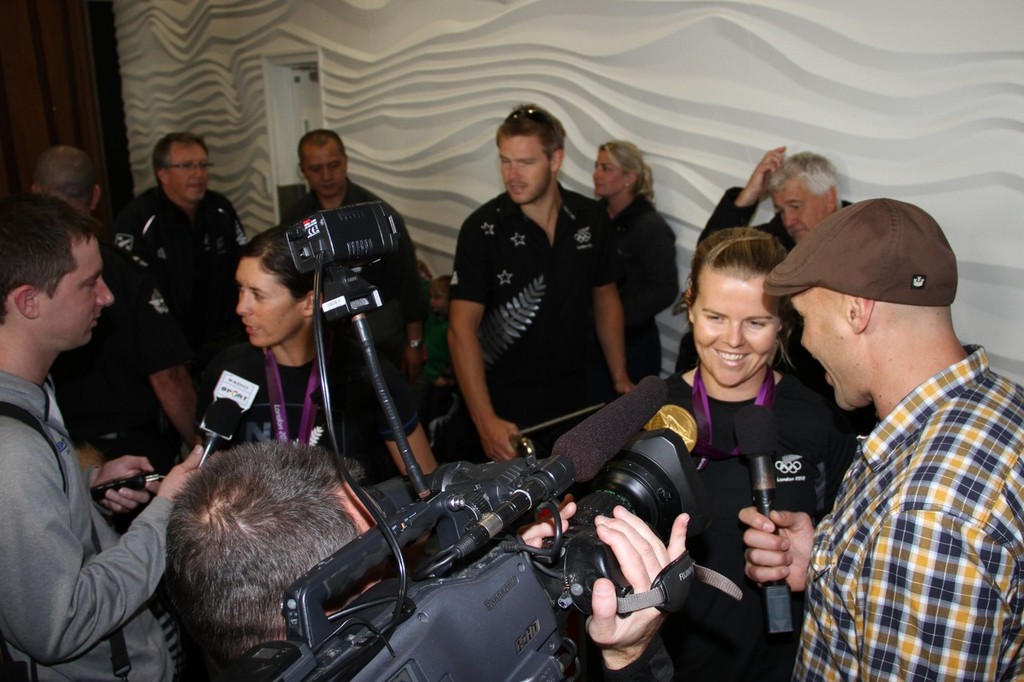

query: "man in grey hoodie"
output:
0 193 199 681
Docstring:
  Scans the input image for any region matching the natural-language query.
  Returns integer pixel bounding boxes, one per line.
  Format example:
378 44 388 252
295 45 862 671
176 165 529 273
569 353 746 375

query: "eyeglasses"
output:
164 161 214 172
505 107 552 125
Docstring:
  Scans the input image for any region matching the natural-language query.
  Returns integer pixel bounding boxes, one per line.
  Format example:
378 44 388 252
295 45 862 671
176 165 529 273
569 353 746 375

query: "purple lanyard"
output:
264 348 324 444
691 364 776 470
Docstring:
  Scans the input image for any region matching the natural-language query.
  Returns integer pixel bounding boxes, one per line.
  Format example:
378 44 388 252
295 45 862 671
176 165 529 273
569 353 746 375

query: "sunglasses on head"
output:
506 107 552 125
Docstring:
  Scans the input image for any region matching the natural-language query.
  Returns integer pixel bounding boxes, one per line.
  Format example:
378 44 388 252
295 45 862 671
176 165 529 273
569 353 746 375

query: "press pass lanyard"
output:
264 348 326 444
691 364 775 470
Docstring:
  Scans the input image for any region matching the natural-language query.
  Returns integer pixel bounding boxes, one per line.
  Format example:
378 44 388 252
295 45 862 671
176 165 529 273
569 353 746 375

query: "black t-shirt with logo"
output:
660 372 857 682
450 186 619 425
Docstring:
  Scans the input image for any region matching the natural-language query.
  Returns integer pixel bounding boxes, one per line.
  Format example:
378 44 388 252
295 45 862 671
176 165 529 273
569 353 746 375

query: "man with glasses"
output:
115 131 246 368
448 103 632 462
281 129 426 380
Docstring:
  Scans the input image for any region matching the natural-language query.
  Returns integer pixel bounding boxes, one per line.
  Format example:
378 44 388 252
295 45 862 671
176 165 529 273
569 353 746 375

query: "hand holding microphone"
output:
736 404 793 634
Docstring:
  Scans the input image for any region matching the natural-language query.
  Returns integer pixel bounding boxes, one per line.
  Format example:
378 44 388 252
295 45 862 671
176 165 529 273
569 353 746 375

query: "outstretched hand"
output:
90 455 155 513
156 445 203 502
519 498 576 548
478 414 521 461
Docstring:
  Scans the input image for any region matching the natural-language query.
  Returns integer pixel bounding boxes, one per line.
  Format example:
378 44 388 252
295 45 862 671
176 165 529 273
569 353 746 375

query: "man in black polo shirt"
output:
280 129 426 381
448 104 631 462
114 131 246 370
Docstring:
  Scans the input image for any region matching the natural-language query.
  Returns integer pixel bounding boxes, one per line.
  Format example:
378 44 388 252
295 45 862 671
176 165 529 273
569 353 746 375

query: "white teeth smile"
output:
717 351 744 361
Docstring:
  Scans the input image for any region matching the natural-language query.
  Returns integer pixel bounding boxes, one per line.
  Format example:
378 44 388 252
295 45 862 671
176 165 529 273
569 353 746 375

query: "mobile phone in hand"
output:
90 473 163 501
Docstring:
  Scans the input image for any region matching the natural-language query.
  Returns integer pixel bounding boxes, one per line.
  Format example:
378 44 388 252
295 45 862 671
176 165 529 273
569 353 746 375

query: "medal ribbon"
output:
691 364 776 470
264 343 329 444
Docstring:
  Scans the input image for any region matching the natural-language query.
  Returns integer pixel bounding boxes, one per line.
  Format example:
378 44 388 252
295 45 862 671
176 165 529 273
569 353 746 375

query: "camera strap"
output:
615 551 742 614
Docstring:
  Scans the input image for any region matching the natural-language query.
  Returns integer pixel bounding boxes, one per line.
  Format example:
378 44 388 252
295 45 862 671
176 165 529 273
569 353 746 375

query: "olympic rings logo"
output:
775 457 803 475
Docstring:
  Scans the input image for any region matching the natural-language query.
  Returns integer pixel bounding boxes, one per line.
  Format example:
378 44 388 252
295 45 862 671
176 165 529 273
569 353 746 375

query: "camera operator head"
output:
164 441 370 668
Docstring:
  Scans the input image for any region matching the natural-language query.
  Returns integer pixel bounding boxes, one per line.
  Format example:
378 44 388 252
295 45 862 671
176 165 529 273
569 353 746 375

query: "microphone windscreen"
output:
552 375 668 482
735 404 777 455
201 397 244 438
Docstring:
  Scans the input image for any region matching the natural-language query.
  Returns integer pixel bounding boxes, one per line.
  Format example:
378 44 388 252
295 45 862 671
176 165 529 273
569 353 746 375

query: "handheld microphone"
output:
198 397 245 466
447 376 669 561
735 404 793 634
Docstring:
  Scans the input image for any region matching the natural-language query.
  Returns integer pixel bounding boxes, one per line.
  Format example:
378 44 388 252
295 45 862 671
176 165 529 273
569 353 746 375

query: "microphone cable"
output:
311 254 410 641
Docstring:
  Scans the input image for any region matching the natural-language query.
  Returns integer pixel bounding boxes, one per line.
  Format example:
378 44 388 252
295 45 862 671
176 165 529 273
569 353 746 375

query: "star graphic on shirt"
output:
497 270 513 285
481 222 495 236
510 232 526 247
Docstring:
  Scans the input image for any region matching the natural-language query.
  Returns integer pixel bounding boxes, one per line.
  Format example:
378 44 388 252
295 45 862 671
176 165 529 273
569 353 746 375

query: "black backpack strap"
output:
0 632 30 681
0 402 66 493
0 402 131 680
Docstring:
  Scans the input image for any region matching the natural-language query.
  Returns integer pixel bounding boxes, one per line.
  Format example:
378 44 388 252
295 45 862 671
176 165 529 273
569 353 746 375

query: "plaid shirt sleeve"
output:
858 510 1019 679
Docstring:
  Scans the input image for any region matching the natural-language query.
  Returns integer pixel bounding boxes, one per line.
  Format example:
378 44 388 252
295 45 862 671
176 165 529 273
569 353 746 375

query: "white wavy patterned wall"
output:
112 0 1024 383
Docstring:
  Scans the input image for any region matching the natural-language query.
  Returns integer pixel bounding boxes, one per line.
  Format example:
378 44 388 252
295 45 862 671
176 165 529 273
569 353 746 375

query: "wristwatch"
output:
408 338 423 349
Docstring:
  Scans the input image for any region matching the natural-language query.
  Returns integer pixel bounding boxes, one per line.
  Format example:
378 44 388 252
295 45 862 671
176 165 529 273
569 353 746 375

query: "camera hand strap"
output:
616 552 742 614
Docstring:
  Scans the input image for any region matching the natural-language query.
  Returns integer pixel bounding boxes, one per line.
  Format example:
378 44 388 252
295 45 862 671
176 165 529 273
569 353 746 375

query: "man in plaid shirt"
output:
741 198 1024 681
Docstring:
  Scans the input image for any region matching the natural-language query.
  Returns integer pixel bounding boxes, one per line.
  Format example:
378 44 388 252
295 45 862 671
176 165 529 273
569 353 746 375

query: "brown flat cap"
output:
764 198 957 305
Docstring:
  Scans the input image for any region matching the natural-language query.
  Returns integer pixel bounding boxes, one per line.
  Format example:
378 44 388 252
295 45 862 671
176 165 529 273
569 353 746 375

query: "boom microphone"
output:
735 404 793 634
551 375 670 480
447 376 669 562
198 398 245 466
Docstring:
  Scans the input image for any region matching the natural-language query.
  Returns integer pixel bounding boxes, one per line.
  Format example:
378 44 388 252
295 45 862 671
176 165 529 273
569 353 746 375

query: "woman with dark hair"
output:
196 226 436 481
589 140 678 400
659 227 855 681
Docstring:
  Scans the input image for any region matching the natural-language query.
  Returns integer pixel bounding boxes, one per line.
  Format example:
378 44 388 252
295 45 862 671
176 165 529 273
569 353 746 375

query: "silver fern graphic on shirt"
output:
479 276 546 366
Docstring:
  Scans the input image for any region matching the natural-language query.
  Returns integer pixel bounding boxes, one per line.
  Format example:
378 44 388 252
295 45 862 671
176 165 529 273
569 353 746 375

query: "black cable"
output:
315 616 396 659
312 255 408 637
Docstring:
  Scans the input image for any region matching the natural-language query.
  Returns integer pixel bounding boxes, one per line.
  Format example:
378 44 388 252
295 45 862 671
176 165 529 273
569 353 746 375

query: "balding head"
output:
32 146 99 214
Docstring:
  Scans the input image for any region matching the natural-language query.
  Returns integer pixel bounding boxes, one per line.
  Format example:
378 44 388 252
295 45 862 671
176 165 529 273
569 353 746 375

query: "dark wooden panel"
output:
0 0 53 193
0 0 112 229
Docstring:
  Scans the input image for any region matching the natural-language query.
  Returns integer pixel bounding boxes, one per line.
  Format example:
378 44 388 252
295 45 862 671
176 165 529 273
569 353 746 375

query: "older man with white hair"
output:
700 147 845 249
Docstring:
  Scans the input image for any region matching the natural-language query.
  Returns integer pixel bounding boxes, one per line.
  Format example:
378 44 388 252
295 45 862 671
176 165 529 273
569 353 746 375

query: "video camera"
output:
218 204 723 681
223 423 710 681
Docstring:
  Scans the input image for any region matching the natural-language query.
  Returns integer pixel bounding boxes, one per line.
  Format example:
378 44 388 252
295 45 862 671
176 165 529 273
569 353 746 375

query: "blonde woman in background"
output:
589 140 679 400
